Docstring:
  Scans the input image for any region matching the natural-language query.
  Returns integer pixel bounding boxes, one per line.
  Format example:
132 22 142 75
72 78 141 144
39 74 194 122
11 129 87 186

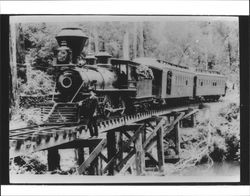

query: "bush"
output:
224 132 240 161
209 137 227 162
218 102 239 122
10 156 47 174
20 69 55 96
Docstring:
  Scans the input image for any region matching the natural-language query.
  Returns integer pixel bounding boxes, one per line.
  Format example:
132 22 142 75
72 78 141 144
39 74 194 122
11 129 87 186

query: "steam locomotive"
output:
45 27 227 123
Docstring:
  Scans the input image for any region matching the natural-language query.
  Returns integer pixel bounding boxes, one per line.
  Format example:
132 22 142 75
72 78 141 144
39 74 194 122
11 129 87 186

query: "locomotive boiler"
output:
56 62 119 101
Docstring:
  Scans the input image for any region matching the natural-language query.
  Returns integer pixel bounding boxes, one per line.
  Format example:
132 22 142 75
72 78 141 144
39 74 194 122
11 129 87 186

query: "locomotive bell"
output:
56 28 88 64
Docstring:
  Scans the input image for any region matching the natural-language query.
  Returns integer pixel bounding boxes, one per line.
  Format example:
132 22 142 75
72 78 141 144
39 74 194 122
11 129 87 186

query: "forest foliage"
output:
15 19 239 74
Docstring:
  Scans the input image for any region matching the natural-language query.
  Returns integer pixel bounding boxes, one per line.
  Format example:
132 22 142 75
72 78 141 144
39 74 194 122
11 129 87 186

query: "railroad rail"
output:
9 104 201 158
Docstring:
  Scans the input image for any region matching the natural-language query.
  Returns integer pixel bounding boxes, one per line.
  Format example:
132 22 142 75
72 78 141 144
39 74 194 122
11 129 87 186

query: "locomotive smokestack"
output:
56 28 88 64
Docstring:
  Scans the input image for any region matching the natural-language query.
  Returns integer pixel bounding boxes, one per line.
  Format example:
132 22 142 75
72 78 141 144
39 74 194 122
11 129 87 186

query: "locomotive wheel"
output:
102 95 126 117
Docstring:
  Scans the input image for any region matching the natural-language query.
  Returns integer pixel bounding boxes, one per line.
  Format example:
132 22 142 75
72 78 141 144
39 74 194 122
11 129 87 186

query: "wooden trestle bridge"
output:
10 104 200 175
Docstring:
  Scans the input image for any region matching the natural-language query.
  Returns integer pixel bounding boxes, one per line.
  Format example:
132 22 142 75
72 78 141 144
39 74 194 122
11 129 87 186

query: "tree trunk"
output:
133 23 137 59
205 49 208 70
178 45 189 66
9 22 19 119
138 22 144 57
93 25 99 53
228 42 233 69
17 24 25 64
123 28 130 59
88 25 92 52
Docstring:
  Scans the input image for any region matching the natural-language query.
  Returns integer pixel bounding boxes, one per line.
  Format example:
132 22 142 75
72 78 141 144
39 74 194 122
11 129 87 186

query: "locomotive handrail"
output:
70 81 86 103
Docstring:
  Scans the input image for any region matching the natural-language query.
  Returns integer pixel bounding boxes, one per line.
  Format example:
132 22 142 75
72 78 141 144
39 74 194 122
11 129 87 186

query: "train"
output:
42 27 227 123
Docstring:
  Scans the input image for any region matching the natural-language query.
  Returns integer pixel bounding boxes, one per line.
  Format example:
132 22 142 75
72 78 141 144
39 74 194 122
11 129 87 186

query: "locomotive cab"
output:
111 59 154 104
110 59 140 89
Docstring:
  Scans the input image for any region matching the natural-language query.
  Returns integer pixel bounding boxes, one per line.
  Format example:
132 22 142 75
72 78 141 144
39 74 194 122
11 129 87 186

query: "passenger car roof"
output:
133 57 165 70
134 57 194 73
134 57 225 78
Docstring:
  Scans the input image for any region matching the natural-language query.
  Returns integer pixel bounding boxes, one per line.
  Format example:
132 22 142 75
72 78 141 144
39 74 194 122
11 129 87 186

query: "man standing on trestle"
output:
87 89 99 137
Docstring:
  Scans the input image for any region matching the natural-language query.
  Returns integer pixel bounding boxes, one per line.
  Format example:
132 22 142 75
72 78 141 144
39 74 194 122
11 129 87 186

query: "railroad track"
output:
9 103 202 158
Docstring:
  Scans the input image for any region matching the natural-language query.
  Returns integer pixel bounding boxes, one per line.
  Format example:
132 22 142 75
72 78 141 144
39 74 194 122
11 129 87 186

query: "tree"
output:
132 23 137 59
21 23 58 71
138 22 144 57
9 22 19 119
123 26 130 59
93 24 99 53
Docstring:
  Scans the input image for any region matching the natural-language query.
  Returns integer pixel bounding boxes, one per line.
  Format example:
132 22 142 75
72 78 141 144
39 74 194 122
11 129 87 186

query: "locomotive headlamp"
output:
61 76 72 88
58 74 73 89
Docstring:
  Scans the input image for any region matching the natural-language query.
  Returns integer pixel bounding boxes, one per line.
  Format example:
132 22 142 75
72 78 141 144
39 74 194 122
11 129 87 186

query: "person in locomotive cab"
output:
87 88 99 137
77 55 86 67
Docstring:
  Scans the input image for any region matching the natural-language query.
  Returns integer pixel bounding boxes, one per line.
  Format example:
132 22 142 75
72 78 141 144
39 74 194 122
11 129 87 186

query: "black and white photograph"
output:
8 15 240 183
